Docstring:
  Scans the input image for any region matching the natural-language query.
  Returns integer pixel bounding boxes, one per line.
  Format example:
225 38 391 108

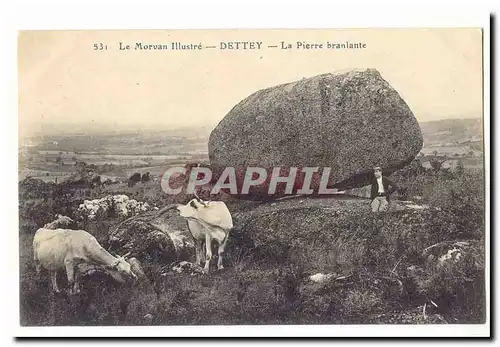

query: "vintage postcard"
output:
16 27 488 337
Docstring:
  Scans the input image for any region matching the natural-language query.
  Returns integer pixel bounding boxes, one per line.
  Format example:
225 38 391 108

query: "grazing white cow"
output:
33 222 137 294
158 193 233 273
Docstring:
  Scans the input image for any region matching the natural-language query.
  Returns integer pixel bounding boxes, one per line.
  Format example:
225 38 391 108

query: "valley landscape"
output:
18 116 486 326
17 29 486 331
19 118 483 185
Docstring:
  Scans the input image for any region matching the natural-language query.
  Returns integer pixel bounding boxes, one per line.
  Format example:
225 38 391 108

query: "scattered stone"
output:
309 273 336 283
405 204 429 210
171 261 205 276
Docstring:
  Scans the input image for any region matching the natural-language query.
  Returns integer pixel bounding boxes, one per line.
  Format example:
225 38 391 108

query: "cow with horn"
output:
33 219 138 294
157 191 233 274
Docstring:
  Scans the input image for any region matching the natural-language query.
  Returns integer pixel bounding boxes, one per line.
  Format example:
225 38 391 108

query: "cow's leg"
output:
203 234 212 274
194 239 202 266
33 252 41 275
217 236 229 270
200 240 206 263
64 258 77 295
199 240 206 264
50 270 60 293
73 271 81 294
73 263 82 294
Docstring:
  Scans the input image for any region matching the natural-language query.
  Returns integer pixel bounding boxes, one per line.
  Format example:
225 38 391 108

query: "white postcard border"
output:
3 1 492 339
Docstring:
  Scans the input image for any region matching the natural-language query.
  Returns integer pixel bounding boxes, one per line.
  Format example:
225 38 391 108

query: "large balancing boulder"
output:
208 69 423 199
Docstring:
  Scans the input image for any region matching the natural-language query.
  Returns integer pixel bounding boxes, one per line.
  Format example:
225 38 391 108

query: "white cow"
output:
158 193 233 273
33 221 137 294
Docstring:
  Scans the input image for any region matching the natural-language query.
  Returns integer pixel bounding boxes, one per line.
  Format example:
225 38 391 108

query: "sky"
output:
18 28 483 138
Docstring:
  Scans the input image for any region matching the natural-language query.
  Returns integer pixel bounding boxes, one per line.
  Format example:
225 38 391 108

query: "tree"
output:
91 175 102 189
438 167 454 181
71 161 100 184
409 159 424 176
128 172 142 187
430 156 447 174
55 156 63 166
456 160 465 176
141 172 151 183
396 158 424 179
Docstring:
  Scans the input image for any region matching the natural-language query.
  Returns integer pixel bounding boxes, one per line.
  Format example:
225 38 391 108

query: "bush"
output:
407 240 485 323
141 172 151 183
129 173 142 187
427 170 484 208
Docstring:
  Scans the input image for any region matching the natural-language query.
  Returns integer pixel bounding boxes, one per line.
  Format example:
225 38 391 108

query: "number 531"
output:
93 43 107 50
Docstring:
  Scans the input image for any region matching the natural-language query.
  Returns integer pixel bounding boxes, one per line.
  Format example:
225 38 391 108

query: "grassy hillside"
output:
18 163 485 326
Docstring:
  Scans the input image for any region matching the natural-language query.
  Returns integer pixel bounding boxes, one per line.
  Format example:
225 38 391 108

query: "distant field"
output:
19 168 71 183
34 150 201 165
458 157 484 168
19 149 209 182
421 144 483 157
19 120 484 184
122 165 170 179
421 146 470 155
101 143 208 156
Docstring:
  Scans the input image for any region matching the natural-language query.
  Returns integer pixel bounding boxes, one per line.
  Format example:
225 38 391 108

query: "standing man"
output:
370 166 398 212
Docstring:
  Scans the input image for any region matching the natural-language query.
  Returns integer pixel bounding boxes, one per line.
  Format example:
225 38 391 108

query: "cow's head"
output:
178 198 208 219
110 252 137 282
157 192 233 230
157 191 209 219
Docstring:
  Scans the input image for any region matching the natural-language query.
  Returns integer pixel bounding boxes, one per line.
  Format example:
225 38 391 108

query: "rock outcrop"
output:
108 210 194 265
209 69 423 199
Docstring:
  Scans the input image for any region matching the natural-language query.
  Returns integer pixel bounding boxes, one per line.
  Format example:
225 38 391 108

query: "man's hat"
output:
373 166 382 171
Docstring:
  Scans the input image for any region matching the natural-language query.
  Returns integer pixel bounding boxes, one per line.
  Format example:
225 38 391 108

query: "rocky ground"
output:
19 188 485 326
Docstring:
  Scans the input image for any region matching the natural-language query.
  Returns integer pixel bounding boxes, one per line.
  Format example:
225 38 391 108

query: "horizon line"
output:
19 114 482 139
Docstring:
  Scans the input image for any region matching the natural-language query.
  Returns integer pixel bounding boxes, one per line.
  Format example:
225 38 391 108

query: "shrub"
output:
129 173 142 187
408 241 485 323
141 172 151 183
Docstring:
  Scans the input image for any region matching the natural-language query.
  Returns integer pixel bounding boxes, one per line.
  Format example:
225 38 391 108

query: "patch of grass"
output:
18 165 486 325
